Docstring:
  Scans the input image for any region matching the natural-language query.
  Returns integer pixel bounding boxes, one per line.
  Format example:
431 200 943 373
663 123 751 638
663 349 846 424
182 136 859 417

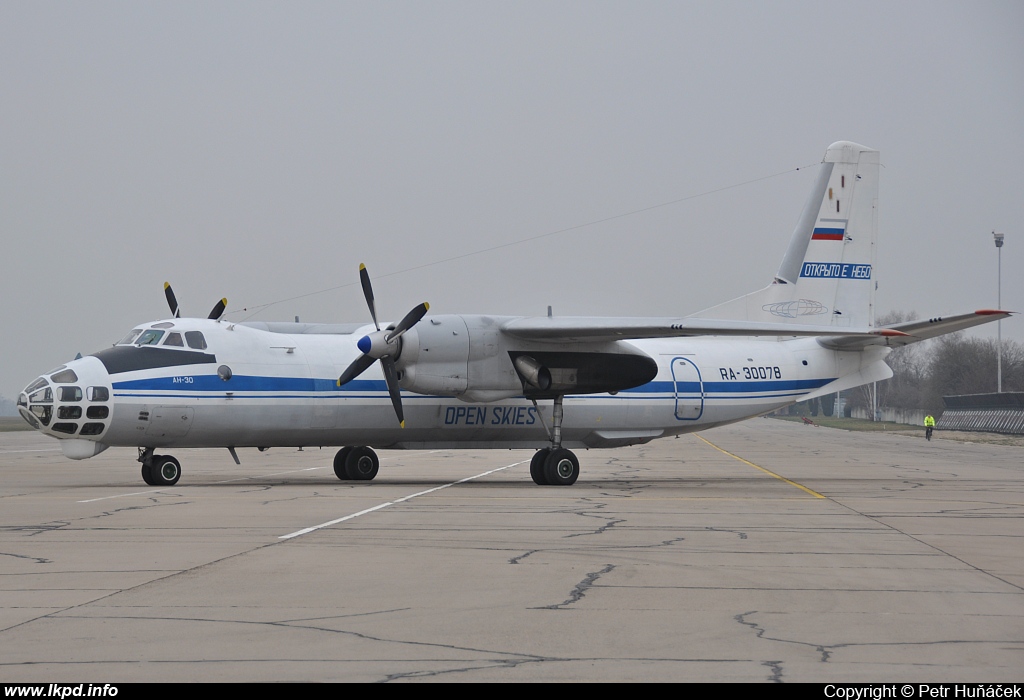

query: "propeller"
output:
164 282 181 318
163 281 228 320
337 264 430 427
208 298 228 321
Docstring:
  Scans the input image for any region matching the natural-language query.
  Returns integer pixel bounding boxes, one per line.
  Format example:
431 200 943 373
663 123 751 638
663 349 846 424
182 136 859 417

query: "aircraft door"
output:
672 357 704 421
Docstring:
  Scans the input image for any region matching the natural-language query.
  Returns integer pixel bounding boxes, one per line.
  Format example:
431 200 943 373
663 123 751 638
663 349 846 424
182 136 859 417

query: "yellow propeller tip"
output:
163 282 171 289
400 420 406 429
424 302 430 311
359 263 366 271
221 298 228 305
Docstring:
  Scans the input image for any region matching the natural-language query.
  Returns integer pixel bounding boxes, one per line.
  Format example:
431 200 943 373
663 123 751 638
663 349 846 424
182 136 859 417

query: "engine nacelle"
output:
394 314 658 402
394 315 472 396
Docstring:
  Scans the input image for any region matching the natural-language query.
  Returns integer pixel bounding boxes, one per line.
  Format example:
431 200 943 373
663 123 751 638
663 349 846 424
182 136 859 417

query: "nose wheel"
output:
139 449 181 486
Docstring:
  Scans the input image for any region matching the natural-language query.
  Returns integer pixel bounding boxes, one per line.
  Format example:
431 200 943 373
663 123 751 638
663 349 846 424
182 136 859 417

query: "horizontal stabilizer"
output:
817 310 1013 349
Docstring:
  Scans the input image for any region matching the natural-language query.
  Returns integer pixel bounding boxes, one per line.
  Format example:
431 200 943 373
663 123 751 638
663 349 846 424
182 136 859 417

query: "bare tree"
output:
921 335 1024 411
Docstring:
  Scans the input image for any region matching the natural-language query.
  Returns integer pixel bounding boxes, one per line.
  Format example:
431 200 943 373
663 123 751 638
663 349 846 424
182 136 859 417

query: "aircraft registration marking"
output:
718 366 782 380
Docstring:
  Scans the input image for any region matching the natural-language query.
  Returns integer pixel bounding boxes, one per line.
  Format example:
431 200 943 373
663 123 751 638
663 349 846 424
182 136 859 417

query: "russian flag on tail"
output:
811 226 845 241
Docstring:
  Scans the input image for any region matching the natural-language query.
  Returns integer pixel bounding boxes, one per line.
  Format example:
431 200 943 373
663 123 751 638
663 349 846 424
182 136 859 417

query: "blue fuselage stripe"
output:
111 375 835 399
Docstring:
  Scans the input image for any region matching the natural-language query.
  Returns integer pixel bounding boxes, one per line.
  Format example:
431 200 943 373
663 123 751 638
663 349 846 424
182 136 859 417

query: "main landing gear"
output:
529 395 580 486
333 446 380 481
138 448 181 486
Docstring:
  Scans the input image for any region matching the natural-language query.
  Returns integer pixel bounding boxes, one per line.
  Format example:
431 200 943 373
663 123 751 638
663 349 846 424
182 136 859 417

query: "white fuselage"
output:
20 316 877 458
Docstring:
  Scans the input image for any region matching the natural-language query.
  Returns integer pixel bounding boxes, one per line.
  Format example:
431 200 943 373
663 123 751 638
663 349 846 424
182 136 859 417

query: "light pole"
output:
993 231 1004 393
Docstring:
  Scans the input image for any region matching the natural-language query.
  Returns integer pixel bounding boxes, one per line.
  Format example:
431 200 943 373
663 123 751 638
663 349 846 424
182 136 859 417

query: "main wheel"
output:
530 448 551 485
543 448 579 486
344 446 379 481
141 461 158 486
333 447 354 480
153 455 181 486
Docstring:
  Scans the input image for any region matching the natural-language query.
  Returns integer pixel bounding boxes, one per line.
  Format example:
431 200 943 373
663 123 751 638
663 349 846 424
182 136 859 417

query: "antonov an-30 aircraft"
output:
18 142 1011 487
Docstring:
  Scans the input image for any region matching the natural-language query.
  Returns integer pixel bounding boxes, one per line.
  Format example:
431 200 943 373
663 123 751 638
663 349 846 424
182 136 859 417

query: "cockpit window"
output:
164 332 184 347
185 331 207 350
50 369 79 384
136 330 165 346
24 378 47 394
118 329 143 345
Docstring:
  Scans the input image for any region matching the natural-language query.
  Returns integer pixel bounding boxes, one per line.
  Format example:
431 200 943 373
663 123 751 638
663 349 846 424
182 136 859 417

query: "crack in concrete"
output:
564 515 625 539
705 526 748 540
509 549 539 565
735 609 1023 670
762 659 784 682
4 521 70 536
536 563 615 610
0 551 51 564
735 610 832 663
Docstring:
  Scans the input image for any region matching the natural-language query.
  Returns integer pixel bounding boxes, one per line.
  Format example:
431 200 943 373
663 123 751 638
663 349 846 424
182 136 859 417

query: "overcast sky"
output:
2 1 1021 399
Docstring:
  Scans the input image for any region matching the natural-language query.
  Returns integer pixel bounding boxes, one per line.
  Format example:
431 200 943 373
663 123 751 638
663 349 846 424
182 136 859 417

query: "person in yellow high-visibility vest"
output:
924 414 936 441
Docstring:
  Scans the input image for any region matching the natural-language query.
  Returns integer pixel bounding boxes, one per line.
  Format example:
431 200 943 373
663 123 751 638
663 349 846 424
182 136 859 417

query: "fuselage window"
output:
29 387 52 403
52 423 77 435
136 330 165 346
118 329 143 345
50 369 79 384
30 405 52 425
164 332 184 347
86 406 109 419
59 386 83 402
58 406 82 420
185 331 208 350
86 387 109 401
80 423 105 436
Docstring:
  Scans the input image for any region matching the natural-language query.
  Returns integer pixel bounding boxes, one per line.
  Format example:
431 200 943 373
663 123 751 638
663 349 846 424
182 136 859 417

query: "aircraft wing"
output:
817 310 1013 350
500 316 888 343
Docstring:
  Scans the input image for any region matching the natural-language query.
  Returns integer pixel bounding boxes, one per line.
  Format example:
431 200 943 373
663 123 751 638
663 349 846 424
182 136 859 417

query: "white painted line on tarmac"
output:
279 460 527 540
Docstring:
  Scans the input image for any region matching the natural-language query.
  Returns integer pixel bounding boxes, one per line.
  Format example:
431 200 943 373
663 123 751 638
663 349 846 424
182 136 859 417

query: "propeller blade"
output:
359 263 380 331
381 357 405 428
387 302 430 342
337 354 376 387
163 282 180 318
208 298 228 320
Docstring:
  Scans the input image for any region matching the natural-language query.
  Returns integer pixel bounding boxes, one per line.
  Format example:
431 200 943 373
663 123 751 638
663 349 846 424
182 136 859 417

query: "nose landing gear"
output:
139 448 181 486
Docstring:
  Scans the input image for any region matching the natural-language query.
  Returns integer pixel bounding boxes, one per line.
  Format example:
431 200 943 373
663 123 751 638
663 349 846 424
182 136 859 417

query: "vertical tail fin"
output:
690 141 879 329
